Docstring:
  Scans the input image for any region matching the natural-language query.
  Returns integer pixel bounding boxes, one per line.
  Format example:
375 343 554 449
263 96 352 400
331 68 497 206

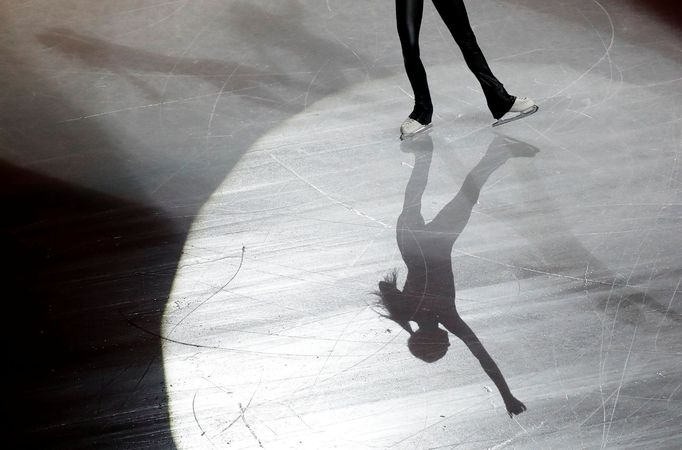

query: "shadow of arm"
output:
440 313 527 416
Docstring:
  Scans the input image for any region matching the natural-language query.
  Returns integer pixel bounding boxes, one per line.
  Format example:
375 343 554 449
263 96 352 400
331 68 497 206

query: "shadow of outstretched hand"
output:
504 395 528 417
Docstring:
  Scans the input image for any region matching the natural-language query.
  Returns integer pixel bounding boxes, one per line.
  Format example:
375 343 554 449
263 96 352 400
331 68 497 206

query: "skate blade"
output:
492 105 539 127
400 123 432 140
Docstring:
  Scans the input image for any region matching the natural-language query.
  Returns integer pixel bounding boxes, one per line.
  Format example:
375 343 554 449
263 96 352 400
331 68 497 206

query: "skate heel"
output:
492 103 538 127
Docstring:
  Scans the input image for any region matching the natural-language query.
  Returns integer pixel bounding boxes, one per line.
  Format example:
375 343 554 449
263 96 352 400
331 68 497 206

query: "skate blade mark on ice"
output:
492 105 539 127
400 123 432 140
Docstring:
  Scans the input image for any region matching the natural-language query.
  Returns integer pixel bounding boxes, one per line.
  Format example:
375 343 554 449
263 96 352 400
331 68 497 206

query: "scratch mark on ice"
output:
304 60 330 111
270 154 389 228
654 276 681 350
167 246 246 337
240 401 264 448
192 390 216 447
207 64 241 136
602 325 638 448
549 0 615 99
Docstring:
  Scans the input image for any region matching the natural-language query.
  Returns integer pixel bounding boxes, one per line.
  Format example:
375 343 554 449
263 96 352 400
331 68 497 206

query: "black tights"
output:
396 0 515 122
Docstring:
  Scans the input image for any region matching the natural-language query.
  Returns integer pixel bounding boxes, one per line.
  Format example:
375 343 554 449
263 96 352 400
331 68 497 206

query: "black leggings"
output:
396 0 515 121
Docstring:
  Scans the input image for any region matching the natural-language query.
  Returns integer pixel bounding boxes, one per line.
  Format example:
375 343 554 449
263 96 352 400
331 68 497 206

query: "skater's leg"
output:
426 136 537 237
431 0 515 119
396 0 433 125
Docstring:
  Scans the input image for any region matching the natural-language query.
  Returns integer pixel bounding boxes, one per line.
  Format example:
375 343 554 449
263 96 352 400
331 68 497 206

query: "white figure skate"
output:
400 117 432 140
492 97 538 127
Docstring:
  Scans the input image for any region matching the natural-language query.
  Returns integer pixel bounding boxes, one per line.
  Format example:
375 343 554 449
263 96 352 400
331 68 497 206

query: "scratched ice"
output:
3 0 680 448
162 2 682 447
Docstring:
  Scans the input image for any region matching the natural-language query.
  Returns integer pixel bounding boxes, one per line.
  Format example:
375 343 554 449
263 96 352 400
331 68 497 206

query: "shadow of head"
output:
375 274 451 362
408 327 450 362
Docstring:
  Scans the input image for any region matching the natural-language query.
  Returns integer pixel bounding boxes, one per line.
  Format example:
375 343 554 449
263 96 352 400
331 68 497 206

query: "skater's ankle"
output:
409 104 433 125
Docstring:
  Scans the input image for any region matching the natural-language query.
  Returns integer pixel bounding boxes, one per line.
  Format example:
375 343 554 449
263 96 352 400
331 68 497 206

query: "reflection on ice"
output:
376 135 538 416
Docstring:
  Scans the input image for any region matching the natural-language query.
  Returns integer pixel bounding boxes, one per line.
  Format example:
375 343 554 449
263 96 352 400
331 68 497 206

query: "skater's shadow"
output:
375 134 538 416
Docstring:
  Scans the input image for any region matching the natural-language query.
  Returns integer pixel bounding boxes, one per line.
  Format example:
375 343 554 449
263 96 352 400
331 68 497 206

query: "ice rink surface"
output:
2 0 681 448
